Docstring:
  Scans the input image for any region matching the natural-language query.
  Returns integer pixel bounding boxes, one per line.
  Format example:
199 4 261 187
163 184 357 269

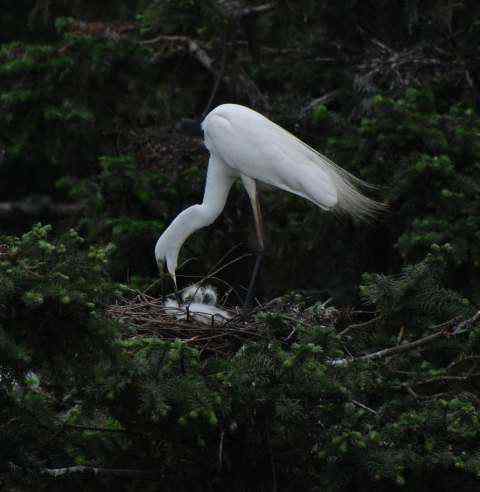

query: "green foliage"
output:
2 1 480 490
0 32 162 201
140 0 222 37
0 224 121 382
4 272 479 490
361 244 472 332
0 224 125 482
60 153 206 279
360 92 480 291
312 104 329 124
265 88 480 301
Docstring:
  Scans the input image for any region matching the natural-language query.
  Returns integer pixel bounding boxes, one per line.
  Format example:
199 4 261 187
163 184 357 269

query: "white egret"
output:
155 104 384 301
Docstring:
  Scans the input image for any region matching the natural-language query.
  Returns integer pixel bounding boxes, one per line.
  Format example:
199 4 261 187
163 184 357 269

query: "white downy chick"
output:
164 284 232 324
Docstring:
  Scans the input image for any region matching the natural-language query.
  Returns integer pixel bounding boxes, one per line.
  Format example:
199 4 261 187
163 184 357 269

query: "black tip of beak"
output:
175 291 183 305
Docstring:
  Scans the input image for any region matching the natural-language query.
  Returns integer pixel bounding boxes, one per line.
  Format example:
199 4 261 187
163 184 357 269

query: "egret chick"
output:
164 284 232 325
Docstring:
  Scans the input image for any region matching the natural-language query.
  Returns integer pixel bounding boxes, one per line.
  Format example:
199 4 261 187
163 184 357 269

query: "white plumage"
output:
155 104 384 286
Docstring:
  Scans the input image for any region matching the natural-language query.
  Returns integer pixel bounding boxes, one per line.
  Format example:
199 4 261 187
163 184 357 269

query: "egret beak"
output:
169 271 183 305
158 260 177 290
171 271 178 291
158 258 181 302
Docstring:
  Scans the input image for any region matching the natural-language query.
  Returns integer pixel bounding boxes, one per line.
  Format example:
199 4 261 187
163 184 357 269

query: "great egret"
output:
155 103 384 300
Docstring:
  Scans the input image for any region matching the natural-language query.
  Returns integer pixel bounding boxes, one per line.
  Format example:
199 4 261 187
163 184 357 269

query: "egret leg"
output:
241 175 265 309
244 250 264 309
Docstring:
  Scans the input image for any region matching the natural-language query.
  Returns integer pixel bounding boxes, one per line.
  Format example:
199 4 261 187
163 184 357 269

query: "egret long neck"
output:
155 155 237 276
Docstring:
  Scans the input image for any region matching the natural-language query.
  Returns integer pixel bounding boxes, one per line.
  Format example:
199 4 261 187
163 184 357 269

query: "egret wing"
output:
203 104 384 220
203 106 337 209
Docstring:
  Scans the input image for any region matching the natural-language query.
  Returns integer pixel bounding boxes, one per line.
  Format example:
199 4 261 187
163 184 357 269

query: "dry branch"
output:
142 35 216 73
3 463 163 481
214 1 275 19
339 316 379 336
331 311 480 367
0 200 84 217
240 2 276 18
301 90 341 116
142 35 268 108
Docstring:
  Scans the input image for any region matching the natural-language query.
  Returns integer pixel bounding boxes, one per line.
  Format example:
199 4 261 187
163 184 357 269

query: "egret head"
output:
176 118 204 138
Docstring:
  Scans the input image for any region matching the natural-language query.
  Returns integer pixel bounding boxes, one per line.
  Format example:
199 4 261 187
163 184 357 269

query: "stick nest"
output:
107 293 342 356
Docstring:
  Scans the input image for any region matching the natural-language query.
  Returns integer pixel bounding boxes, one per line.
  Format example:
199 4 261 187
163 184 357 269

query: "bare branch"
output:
202 29 229 117
240 3 276 18
331 311 480 367
142 35 269 109
339 316 379 336
351 399 378 415
142 35 216 74
300 90 340 117
214 0 275 19
64 424 134 434
0 200 84 217
453 310 480 334
3 463 163 481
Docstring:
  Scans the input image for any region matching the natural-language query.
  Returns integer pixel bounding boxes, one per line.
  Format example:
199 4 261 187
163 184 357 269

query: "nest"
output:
107 286 345 356
107 292 267 356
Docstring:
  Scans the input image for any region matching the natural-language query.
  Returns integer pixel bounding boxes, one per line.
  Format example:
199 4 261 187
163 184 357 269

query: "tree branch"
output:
63 424 134 434
300 90 341 117
331 311 480 367
240 3 276 18
339 316 379 336
0 200 84 217
351 399 378 415
143 35 269 109
3 463 163 481
214 0 275 19
143 35 216 74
